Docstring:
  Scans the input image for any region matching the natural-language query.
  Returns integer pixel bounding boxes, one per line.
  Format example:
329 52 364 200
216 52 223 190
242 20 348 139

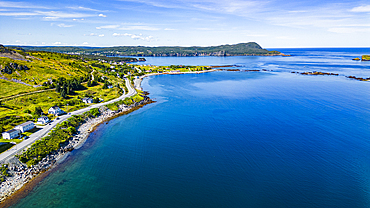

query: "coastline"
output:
0 96 154 205
0 69 216 205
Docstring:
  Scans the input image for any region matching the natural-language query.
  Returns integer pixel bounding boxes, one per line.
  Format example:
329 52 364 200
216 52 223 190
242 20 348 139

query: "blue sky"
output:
0 0 369 47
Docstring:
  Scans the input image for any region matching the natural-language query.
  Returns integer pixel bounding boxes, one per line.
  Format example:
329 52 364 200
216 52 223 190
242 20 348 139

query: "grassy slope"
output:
0 50 128 134
0 79 36 99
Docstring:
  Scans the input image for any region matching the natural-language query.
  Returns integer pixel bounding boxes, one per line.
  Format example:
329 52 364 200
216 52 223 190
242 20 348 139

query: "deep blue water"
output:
11 48 370 208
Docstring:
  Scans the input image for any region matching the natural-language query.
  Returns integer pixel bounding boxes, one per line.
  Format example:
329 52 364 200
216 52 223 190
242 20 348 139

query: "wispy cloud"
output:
39 11 95 20
119 25 160 30
96 24 120 29
113 32 155 41
67 6 101 12
118 0 267 15
328 27 370 34
0 1 51 9
350 5 370 12
96 24 159 30
0 12 39 16
57 23 74 27
54 41 62 45
85 33 105 37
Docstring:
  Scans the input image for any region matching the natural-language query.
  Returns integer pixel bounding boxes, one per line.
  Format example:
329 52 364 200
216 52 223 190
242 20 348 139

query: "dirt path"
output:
0 89 55 101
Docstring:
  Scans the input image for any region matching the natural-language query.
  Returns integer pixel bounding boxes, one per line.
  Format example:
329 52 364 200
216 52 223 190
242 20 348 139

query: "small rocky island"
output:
298 71 339 76
352 55 370 61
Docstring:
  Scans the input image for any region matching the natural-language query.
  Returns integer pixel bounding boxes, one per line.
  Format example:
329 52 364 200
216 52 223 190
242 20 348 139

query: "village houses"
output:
48 106 65 116
14 121 35 133
2 129 20 140
37 116 50 125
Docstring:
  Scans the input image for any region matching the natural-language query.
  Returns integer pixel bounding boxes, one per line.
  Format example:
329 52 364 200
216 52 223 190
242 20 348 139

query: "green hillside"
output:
0 45 137 133
11 42 282 57
0 44 208 135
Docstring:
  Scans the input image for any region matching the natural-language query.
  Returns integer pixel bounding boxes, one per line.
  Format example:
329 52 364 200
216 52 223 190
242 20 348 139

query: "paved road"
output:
0 79 136 163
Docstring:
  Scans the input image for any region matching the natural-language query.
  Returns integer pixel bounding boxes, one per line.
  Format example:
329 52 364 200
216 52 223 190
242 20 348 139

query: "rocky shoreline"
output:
0 96 154 204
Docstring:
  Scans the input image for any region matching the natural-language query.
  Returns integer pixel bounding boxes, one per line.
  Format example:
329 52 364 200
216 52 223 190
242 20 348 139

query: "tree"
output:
89 108 100 117
61 90 67 98
34 107 43 116
102 82 108 89
66 126 76 135
56 84 60 93
87 80 92 87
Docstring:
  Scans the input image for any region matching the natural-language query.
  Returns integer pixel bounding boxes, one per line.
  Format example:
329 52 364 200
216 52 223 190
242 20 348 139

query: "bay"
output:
11 48 370 208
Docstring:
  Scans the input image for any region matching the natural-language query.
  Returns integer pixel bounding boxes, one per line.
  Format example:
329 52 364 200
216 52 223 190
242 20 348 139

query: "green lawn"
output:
0 138 22 143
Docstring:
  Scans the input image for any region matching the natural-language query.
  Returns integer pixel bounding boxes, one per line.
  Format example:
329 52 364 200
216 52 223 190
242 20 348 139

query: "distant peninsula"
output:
9 42 283 57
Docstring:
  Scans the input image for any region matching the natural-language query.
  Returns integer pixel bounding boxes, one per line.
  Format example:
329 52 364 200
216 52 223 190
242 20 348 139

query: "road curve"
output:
0 79 136 163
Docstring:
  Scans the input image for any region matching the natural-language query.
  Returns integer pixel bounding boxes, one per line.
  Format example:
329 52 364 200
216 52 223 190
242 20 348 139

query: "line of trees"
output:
55 76 88 98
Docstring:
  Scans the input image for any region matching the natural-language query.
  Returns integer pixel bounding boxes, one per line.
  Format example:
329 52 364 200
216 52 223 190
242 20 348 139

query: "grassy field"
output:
0 79 37 99
0 52 91 86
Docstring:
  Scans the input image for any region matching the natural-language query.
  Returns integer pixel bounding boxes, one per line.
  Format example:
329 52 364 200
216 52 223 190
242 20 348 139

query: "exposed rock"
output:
0 45 28 61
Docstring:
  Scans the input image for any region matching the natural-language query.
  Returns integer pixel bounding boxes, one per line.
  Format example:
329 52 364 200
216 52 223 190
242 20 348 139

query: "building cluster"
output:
1 106 66 140
2 121 35 140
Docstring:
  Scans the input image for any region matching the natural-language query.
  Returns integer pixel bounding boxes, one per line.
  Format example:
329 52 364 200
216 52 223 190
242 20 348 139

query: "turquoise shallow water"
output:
11 48 370 208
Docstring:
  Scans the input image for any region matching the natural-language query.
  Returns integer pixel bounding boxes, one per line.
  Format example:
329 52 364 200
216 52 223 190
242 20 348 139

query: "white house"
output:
37 116 50 125
82 97 94 104
2 129 20 140
14 121 35 133
48 106 65 115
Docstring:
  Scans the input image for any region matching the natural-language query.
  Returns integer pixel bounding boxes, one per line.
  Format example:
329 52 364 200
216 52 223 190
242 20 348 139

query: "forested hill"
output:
11 42 282 57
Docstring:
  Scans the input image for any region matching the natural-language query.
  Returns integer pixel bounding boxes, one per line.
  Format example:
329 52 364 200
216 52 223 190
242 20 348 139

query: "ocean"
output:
10 48 370 208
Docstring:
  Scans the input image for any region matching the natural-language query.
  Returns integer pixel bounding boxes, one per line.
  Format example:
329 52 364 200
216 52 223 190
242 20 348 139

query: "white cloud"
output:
328 27 370 34
0 1 50 9
112 32 155 41
96 25 120 29
54 42 62 45
39 11 94 20
82 42 89 45
0 12 39 16
85 33 95 36
118 0 267 16
67 6 100 12
164 28 176 31
350 5 370 12
73 18 85 21
85 33 105 37
119 25 159 30
98 14 107 17
58 23 74 28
